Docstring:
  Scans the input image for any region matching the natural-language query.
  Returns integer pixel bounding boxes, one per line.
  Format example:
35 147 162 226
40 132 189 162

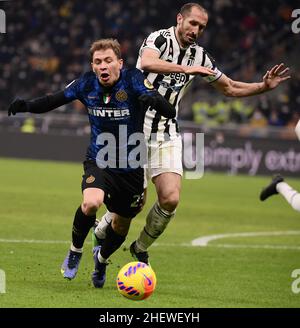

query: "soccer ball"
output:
116 261 156 301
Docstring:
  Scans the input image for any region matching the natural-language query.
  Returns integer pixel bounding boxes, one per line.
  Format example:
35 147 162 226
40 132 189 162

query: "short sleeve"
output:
139 30 168 57
201 50 223 83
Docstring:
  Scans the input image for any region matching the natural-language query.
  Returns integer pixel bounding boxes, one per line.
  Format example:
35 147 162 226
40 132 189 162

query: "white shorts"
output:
144 135 183 187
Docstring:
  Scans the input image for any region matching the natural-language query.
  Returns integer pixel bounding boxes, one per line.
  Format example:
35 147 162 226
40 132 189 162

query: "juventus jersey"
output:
137 26 223 141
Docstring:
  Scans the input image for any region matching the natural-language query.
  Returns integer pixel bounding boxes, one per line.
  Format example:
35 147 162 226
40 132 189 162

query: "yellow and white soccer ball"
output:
117 261 156 300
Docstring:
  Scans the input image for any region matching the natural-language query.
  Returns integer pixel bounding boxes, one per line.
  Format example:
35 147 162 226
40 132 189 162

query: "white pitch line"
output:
204 244 300 251
191 231 300 247
152 242 300 251
1 231 300 251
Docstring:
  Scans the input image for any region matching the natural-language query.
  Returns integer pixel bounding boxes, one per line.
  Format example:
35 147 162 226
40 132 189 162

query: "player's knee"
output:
158 191 179 212
81 199 102 216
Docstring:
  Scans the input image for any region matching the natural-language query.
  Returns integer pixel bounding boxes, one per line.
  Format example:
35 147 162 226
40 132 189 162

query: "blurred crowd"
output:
0 0 299 128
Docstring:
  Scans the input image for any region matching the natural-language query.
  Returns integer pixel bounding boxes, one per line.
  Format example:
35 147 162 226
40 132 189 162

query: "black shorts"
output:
81 160 144 218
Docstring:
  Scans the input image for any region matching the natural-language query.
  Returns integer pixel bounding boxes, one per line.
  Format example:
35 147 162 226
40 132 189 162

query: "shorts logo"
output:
144 79 154 90
86 175 95 184
116 90 128 102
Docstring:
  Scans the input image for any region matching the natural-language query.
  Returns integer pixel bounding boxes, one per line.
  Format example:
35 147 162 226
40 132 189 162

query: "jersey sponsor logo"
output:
158 72 188 92
115 90 128 102
144 79 154 89
167 72 188 84
88 107 130 118
86 175 95 184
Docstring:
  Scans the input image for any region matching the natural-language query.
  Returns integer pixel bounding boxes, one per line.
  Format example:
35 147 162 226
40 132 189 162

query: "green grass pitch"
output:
0 157 299 308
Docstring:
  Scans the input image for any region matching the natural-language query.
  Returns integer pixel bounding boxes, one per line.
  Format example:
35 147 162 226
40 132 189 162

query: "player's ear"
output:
91 63 95 73
177 13 183 25
119 59 124 69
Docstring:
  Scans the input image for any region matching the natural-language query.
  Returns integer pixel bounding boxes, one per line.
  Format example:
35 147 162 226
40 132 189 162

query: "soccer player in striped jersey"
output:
8 39 175 287
94 3 291 264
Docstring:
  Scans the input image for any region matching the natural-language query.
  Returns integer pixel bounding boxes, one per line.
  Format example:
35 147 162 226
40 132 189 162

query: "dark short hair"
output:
90 39 122 61
179 3 208 17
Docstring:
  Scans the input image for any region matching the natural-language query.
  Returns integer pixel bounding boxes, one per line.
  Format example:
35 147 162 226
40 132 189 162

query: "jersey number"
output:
130 194 144 208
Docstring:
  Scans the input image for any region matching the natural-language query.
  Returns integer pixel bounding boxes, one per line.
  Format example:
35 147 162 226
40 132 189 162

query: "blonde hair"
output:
90 39 122 61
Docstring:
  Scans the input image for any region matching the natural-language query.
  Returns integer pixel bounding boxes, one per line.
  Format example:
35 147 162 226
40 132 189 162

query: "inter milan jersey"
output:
64 68 155 170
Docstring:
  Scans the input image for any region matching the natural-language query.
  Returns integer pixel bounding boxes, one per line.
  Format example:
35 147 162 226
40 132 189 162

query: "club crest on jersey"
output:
103 93 111 104
116 90 128 102
144 79 154 90
86 175 95 184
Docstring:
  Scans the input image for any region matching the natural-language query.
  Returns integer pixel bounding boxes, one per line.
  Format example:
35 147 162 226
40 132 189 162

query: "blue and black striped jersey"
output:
64 68 156 170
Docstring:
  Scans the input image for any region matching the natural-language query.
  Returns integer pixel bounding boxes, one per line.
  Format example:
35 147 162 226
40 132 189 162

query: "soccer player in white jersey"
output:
260 121 300 213
94 3 291 264
260 174 300 213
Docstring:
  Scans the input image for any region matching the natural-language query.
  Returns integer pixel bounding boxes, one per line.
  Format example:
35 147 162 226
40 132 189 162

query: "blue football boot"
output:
92 246 107 288
61 250 82 280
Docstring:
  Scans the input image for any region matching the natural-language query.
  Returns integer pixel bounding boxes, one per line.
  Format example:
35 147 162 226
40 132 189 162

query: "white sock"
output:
97 251 108 264
135 202 175 252
277 182 300 212
95 211 114 239
70 243 83 253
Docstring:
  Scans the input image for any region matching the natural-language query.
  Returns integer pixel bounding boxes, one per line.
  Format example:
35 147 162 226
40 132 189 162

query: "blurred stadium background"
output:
0 0 300 309
0 0 299 177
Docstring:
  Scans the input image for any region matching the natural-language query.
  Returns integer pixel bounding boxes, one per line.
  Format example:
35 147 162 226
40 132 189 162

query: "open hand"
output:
263 63 291 90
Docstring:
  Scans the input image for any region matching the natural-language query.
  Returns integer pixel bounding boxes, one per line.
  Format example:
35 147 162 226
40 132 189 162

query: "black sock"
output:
100 223 126 259
72 206 96 249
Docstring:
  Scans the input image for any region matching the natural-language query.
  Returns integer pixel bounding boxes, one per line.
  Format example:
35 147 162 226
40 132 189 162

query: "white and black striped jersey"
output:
137 26 223 141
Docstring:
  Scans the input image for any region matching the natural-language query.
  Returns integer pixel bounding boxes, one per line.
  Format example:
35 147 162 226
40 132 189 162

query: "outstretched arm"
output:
8 91 71 116
141 48 216 76
211 63 291 97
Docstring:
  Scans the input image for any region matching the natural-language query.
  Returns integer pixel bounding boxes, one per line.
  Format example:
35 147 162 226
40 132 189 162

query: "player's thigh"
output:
146 137 183 185
106 169 145 219
81 160 107 211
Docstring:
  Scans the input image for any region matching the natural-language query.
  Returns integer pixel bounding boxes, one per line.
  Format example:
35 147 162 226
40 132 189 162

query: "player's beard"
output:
177 27 195 48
